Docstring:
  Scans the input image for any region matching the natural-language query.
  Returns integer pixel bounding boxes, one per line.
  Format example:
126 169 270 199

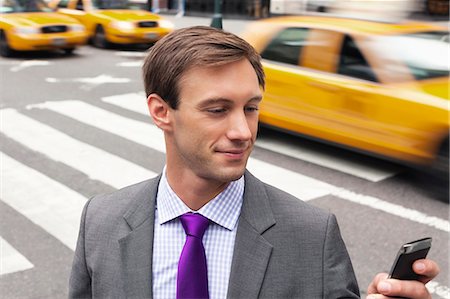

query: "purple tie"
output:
177 213 210 299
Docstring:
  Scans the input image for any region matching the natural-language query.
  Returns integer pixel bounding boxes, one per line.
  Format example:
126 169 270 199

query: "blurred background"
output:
135 0 449 20
1 0 449 298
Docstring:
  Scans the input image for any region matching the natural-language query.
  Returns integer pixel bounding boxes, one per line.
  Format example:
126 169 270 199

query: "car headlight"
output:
14 27 40 34
158 19 174 29
109 21 135 30
70 24 85 32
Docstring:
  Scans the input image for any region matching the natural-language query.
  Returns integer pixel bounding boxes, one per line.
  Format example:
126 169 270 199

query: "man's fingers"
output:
388 278 431 299
367 273 388 295
366 295 389 299
413 259 440 283
367 259 439 299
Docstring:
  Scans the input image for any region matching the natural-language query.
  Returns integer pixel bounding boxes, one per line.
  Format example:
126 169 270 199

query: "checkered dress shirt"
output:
152 170 244 299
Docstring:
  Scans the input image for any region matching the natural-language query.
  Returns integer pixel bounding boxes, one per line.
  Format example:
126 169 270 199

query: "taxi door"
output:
260 27 357 145
301 30 437 161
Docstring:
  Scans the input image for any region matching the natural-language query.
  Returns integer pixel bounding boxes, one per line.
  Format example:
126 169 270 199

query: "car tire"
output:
317 6 327 12
424 137 449 202
63 47 75 55
93 25 109 49
433 138 449 202
0 31 13 57
433 138 449 178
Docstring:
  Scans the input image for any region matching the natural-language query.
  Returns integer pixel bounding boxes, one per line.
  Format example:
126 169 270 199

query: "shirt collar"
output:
156 169 244 231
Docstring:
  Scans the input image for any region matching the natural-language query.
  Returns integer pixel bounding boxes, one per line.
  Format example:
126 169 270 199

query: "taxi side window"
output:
261 28 310 66
338 35 378 82
57 0 70 8
76 0 83 10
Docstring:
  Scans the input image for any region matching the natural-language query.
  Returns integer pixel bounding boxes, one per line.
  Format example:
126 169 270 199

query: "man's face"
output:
166 58 262 184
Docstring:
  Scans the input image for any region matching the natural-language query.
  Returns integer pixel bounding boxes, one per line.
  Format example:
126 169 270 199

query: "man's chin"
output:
219 166 246 182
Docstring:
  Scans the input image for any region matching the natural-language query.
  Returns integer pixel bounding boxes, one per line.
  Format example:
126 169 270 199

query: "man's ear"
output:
147 93 172 131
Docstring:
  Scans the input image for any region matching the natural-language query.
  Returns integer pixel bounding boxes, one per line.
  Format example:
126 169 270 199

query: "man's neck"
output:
165 166 230 211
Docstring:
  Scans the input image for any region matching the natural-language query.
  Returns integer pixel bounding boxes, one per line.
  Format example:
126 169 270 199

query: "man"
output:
69 26 439 298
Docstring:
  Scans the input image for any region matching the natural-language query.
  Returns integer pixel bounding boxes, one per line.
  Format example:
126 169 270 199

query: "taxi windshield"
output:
92 0 131 9
0 0 53 13
371 31 449 80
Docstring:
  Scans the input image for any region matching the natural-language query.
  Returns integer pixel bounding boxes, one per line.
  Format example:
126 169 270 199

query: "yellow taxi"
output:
241 16 449 176
48 0 174 48
0 0 88 57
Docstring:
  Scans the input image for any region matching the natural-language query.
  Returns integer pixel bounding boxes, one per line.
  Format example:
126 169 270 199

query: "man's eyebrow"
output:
197 96 262 108
248 95 263 103
197 98 233 107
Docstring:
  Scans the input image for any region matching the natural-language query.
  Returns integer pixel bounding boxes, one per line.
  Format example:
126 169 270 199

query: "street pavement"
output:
0 14 449 299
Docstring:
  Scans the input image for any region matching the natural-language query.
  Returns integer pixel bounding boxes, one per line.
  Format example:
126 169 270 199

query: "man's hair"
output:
142 26 265 109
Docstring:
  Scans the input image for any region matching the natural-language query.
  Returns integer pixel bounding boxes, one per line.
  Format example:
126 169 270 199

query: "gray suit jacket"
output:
69 170 360 298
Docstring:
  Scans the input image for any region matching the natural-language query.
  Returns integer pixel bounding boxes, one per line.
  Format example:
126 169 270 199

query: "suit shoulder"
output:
264 182 331 218
85 177 159 222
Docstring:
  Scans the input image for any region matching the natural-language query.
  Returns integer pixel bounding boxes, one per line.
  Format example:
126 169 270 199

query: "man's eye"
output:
207 108 226 114
245 106 259 112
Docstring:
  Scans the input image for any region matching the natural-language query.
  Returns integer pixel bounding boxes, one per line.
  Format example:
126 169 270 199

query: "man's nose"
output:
227 111 252 141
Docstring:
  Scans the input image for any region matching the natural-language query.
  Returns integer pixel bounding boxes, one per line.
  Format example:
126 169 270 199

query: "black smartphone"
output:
388 237 432 280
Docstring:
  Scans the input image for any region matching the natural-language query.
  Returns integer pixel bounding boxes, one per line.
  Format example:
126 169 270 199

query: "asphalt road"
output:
0 15 448 299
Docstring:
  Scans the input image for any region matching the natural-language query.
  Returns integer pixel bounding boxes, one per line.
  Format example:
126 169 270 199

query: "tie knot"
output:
180 213 209 239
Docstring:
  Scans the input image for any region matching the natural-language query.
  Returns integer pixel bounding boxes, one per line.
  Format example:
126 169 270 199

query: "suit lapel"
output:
118 176 161 299
116 172 274 298
227 171 276 298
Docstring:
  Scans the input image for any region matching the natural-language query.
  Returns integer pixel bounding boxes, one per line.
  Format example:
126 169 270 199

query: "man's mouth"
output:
216 148 247 159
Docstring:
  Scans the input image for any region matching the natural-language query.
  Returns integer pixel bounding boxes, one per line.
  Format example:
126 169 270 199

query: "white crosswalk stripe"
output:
102 92 147 114
247 158 336 200
1 96 449 281
28 100 166 153
2 108 157 189
0 237 34 275
255 137 400 182
1 153 87 251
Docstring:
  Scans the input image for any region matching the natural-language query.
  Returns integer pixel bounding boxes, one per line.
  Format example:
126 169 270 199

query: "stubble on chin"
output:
218 160 249 182
198 161 247 184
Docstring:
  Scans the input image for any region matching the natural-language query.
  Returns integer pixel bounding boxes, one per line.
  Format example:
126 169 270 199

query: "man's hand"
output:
366 259 440 299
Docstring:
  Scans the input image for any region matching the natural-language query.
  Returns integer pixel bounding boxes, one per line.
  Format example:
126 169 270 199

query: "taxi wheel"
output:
435 138 449 174
430 137 449 185
0 31 13 57
93 25 109 49
63 48 75 55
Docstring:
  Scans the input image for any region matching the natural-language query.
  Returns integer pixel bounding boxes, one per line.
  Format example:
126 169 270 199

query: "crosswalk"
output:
2 153 87 251
1 92 449 290
0 237 33 275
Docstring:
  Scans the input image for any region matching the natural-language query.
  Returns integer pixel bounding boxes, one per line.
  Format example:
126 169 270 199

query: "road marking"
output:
115 52 147 58
101 92 398 181
426 281 450 299
0 236 34 275
256 138 399 182
116 61 143 67
45 74 131 91
331 189 449 232
102 92 147 113
28 100 165 152
1 109 156 189
10 60 50 72
22 100 450 232
247 158 335 200
1 153 87 250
